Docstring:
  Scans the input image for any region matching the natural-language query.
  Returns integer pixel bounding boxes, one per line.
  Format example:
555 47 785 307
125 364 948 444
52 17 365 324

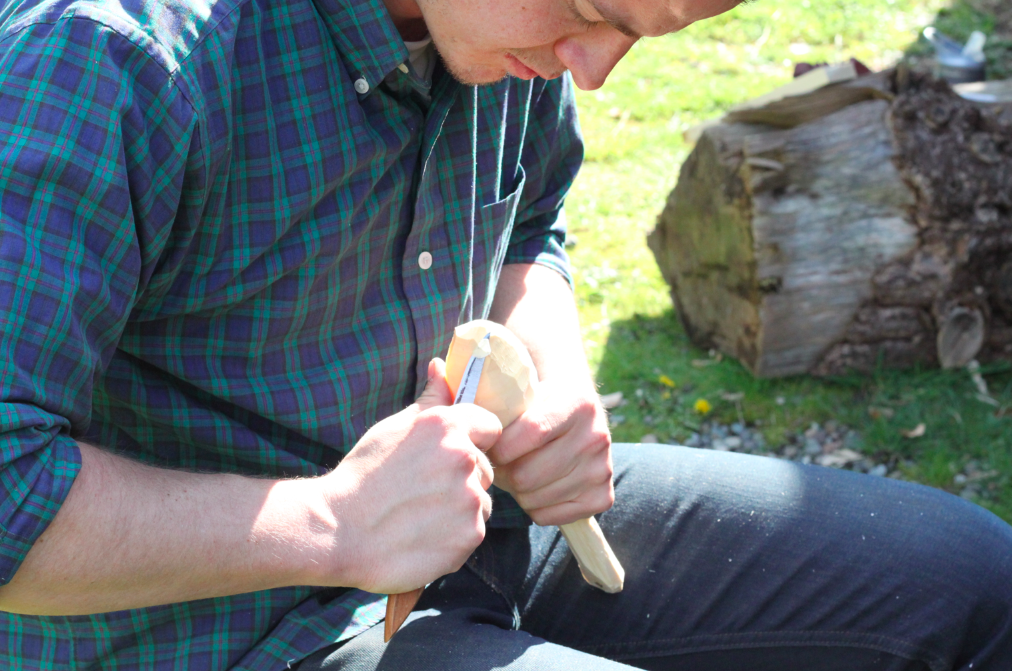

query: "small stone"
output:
712 439 730 451
804 439 822 456
775 396 786 405
868 464 888 477
640 434 659 444
724 436 742 449
816 448 864 468
731 423 745 435
954 473 968 485
599 391 624 409
685 433 702 447
821 440 842 454
609 414 626 427
783 445 799 459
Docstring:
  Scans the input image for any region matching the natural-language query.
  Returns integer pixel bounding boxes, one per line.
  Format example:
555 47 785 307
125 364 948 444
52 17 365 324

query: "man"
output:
0 0 1009 667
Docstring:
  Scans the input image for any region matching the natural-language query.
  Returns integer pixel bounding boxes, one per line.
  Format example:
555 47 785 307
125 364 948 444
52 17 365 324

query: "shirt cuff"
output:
503 209 574 291
0 410 81 585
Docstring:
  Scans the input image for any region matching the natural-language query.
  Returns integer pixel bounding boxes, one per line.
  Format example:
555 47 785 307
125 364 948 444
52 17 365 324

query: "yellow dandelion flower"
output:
694 398 712 415
661 390 671 400
658 374 675 387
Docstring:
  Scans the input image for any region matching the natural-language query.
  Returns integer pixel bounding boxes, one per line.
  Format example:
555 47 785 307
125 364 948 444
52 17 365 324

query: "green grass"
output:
567 0 1012 522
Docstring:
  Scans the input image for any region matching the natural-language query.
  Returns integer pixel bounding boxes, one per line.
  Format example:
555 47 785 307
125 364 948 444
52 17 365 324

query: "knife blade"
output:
453 332 491 406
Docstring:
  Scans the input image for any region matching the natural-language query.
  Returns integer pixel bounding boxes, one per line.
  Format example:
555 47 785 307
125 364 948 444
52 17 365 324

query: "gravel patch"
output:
677 420 906 478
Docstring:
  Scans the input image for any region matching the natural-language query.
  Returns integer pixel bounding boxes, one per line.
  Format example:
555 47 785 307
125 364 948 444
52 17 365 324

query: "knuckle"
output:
592 486 616 513
591 458 614 485
576 396 598 417
507 465 536 493
416 408 453 434
522 413 554 449
464 486 484 510
590 426 612 451
447 446 477 475
459 521 485 553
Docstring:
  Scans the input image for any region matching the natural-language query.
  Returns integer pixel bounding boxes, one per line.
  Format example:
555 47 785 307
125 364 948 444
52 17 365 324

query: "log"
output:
648 69 1012 377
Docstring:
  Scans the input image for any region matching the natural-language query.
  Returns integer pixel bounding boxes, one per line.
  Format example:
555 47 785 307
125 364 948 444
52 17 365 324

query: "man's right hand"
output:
0 357 497 616
315 358 502 594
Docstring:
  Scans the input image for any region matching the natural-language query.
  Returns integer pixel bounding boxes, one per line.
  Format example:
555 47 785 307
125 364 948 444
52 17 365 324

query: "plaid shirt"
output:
0 0 582 664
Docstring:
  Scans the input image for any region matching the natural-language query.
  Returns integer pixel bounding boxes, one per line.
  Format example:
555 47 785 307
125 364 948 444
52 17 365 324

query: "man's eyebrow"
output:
587 0 642 38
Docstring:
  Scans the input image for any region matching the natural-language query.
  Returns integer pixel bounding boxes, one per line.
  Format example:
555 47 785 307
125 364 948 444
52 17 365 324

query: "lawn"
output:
566 0 1012 522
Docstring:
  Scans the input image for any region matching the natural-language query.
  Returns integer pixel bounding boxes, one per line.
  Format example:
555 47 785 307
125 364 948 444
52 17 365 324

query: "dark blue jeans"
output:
297 444 1012 670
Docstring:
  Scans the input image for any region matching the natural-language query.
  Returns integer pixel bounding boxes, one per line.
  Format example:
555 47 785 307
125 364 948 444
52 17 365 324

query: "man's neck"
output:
381 0 428 40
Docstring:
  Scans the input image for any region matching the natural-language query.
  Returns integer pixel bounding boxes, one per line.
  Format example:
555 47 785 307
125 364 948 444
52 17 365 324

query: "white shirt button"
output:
353 78 370 94
417 251 433 270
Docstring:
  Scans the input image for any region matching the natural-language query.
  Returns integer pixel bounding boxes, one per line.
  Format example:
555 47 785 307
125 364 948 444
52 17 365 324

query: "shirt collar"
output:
312 0 409 96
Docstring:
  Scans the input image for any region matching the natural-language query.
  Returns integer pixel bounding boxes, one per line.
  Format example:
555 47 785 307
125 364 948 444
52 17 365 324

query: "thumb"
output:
414 357 454 411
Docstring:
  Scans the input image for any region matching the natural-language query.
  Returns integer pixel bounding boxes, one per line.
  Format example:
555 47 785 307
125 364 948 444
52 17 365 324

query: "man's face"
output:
409 0 743 90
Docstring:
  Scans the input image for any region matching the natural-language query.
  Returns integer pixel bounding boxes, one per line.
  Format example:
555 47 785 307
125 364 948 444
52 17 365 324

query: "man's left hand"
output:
487 373 614 527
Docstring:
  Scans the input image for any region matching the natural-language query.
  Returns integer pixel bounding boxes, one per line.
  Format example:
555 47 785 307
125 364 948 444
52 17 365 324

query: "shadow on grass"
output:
596 309 1012 523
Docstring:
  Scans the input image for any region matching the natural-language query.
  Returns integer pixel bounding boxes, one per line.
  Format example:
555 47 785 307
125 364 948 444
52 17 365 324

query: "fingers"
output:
524 495 613 527
501 432 613 508
489 400 566 466
473 447 494 492
509 454 613 511
478 487 493 523
413 358 454 411
451 403 503 453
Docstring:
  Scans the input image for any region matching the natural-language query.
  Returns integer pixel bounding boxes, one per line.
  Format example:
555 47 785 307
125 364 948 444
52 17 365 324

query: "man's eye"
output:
573 12 596 29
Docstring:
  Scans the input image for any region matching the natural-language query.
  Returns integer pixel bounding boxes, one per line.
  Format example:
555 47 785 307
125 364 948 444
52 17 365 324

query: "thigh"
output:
295 566 637 671
502 445 1012 670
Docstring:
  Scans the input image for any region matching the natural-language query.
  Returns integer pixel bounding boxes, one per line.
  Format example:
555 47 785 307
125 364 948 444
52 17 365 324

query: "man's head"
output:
383 0 744 90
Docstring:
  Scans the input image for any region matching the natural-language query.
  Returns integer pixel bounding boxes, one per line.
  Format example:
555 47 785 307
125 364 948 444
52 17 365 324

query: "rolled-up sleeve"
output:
504 73 584 289
0 17 194 583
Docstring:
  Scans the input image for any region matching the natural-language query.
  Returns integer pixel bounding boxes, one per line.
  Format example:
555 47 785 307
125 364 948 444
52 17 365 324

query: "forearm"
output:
487 263 615 525
489 263 591 384
0 442 335 616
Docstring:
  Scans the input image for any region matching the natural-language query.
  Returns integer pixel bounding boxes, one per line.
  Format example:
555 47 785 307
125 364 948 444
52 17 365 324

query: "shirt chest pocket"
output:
473 165 526 318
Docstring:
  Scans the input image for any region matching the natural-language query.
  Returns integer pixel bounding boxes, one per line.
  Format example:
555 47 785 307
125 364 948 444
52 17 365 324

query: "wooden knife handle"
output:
385 321 627 640
559 516 625 593
384 587 425 642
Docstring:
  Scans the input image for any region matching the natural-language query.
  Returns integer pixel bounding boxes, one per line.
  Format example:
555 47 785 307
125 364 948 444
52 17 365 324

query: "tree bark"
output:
648 69 1012 377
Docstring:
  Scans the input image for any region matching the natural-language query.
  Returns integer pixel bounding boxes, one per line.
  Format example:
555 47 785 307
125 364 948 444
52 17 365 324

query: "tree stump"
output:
647 69 1012 377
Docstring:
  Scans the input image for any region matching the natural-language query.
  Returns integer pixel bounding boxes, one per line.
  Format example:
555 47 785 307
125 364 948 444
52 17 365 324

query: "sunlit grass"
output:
568 0 1012 521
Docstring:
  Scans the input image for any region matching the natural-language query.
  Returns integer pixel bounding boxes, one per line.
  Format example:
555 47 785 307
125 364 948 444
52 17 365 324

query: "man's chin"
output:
441 59 509 86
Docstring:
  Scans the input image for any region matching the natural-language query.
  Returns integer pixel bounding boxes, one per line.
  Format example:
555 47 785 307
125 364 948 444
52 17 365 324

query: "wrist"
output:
262 476 346 587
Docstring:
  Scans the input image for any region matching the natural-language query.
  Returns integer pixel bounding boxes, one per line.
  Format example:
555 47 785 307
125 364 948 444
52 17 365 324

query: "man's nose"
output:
554 28 637 91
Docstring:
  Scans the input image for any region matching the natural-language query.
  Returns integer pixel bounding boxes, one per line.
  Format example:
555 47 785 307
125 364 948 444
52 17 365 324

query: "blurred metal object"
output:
923 27 987 84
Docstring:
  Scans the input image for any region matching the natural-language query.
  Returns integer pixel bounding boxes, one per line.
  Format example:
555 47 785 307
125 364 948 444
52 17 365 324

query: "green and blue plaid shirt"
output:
0 0 582 664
